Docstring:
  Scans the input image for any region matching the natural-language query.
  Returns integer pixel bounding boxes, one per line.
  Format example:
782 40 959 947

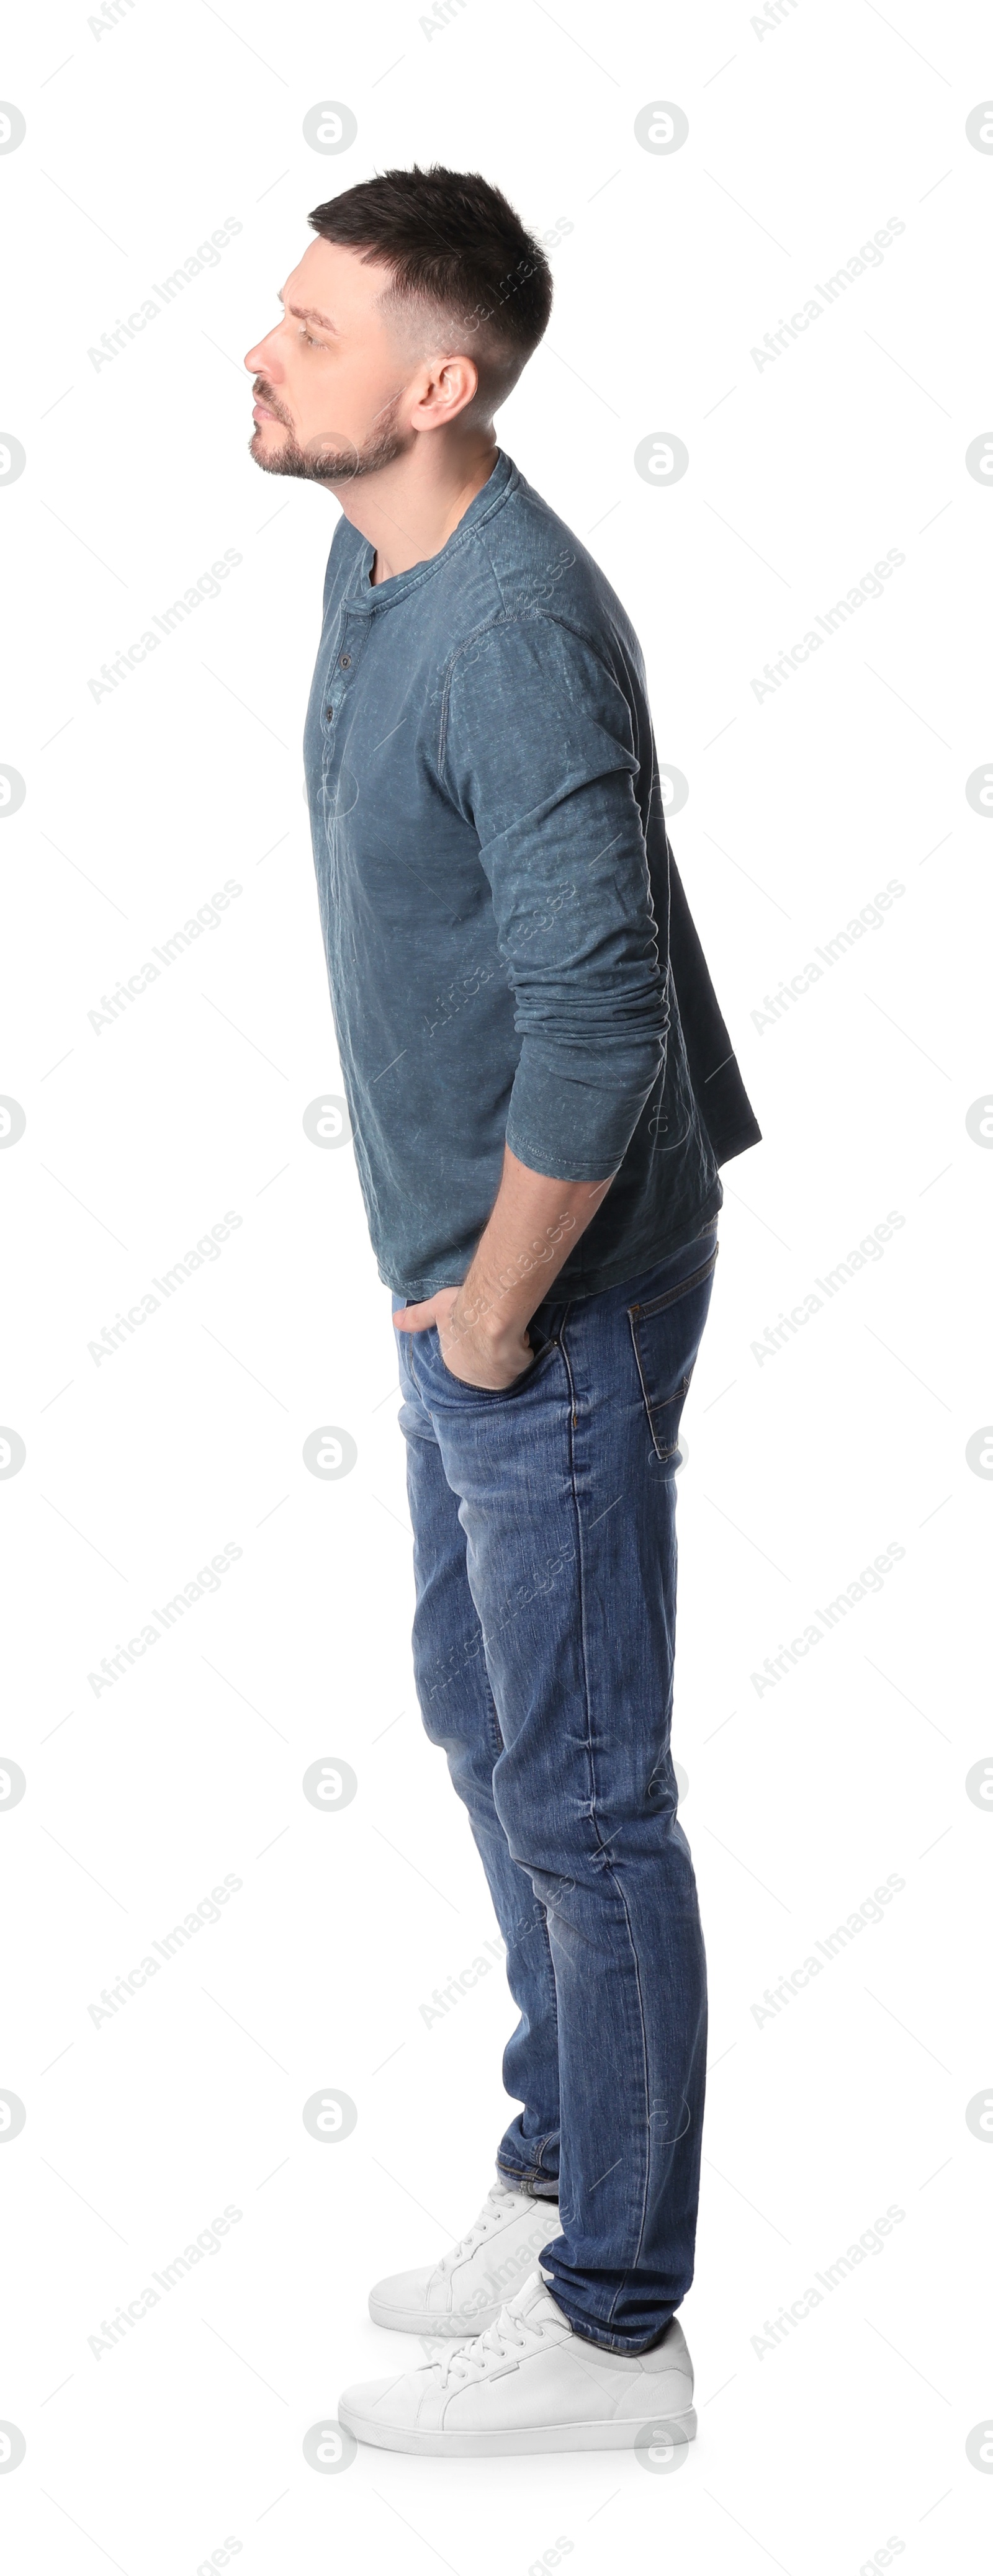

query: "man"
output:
245 163 760 2457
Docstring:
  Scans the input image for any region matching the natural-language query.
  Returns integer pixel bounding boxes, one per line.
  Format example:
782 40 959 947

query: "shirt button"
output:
338 653 351 668
325 705 335 721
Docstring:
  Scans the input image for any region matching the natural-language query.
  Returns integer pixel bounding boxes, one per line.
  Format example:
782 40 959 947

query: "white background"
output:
1 2 990 2570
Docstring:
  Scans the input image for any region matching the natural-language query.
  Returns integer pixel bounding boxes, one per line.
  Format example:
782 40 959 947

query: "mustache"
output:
252 381 292 426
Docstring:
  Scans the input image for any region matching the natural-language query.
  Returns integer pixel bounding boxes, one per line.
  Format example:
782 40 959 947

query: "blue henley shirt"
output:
303 446 757 1300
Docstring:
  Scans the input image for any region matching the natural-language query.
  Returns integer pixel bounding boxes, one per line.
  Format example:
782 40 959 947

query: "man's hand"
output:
392 1148 617 1392
393 1285 534 1390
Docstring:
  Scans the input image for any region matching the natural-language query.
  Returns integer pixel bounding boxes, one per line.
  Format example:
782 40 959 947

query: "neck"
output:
332 435 500 585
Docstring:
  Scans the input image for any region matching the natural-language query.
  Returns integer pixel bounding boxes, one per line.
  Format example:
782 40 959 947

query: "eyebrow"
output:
276 288 337 333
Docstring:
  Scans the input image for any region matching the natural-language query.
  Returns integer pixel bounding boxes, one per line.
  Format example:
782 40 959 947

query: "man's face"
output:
244 239 428 484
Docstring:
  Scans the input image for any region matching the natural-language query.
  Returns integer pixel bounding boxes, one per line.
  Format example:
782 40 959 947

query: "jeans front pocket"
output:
436 1325 560 1402
627 1242 719 1464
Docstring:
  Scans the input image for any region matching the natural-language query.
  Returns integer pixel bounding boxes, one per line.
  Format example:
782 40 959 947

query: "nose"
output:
244 331 280 378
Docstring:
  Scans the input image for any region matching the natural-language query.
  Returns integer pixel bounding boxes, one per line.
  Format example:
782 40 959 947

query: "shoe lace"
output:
433 2302 541 2389
438 2182 521 2274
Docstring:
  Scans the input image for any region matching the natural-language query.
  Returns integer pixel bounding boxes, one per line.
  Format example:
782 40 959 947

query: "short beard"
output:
248 396 408 486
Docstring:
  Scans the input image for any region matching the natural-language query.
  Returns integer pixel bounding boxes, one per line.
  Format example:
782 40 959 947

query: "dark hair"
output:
307 162 552 409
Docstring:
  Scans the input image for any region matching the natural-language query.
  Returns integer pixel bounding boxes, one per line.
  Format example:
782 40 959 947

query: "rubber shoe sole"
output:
336 2400 698 2457
367 2292 503 2337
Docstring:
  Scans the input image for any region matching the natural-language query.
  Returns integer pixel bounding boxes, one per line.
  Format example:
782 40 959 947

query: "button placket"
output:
324 616 360 729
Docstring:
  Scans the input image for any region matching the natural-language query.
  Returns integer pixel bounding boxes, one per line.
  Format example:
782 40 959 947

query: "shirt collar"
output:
343 447 517 612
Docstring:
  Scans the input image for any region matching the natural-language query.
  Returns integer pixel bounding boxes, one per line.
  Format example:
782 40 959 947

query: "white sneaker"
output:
368 2176 559 2337
342 2267 696 2456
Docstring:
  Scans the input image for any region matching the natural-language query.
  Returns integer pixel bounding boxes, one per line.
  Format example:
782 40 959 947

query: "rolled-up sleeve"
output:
440 614 669 1181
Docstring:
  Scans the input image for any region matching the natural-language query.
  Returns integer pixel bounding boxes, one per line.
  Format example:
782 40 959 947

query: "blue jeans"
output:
393 1219 718 2354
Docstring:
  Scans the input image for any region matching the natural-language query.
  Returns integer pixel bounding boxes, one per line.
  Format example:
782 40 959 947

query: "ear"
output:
412 349 481 427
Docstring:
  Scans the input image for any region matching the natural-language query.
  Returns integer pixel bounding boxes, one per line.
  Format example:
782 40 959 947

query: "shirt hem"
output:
382 1178 724 1307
